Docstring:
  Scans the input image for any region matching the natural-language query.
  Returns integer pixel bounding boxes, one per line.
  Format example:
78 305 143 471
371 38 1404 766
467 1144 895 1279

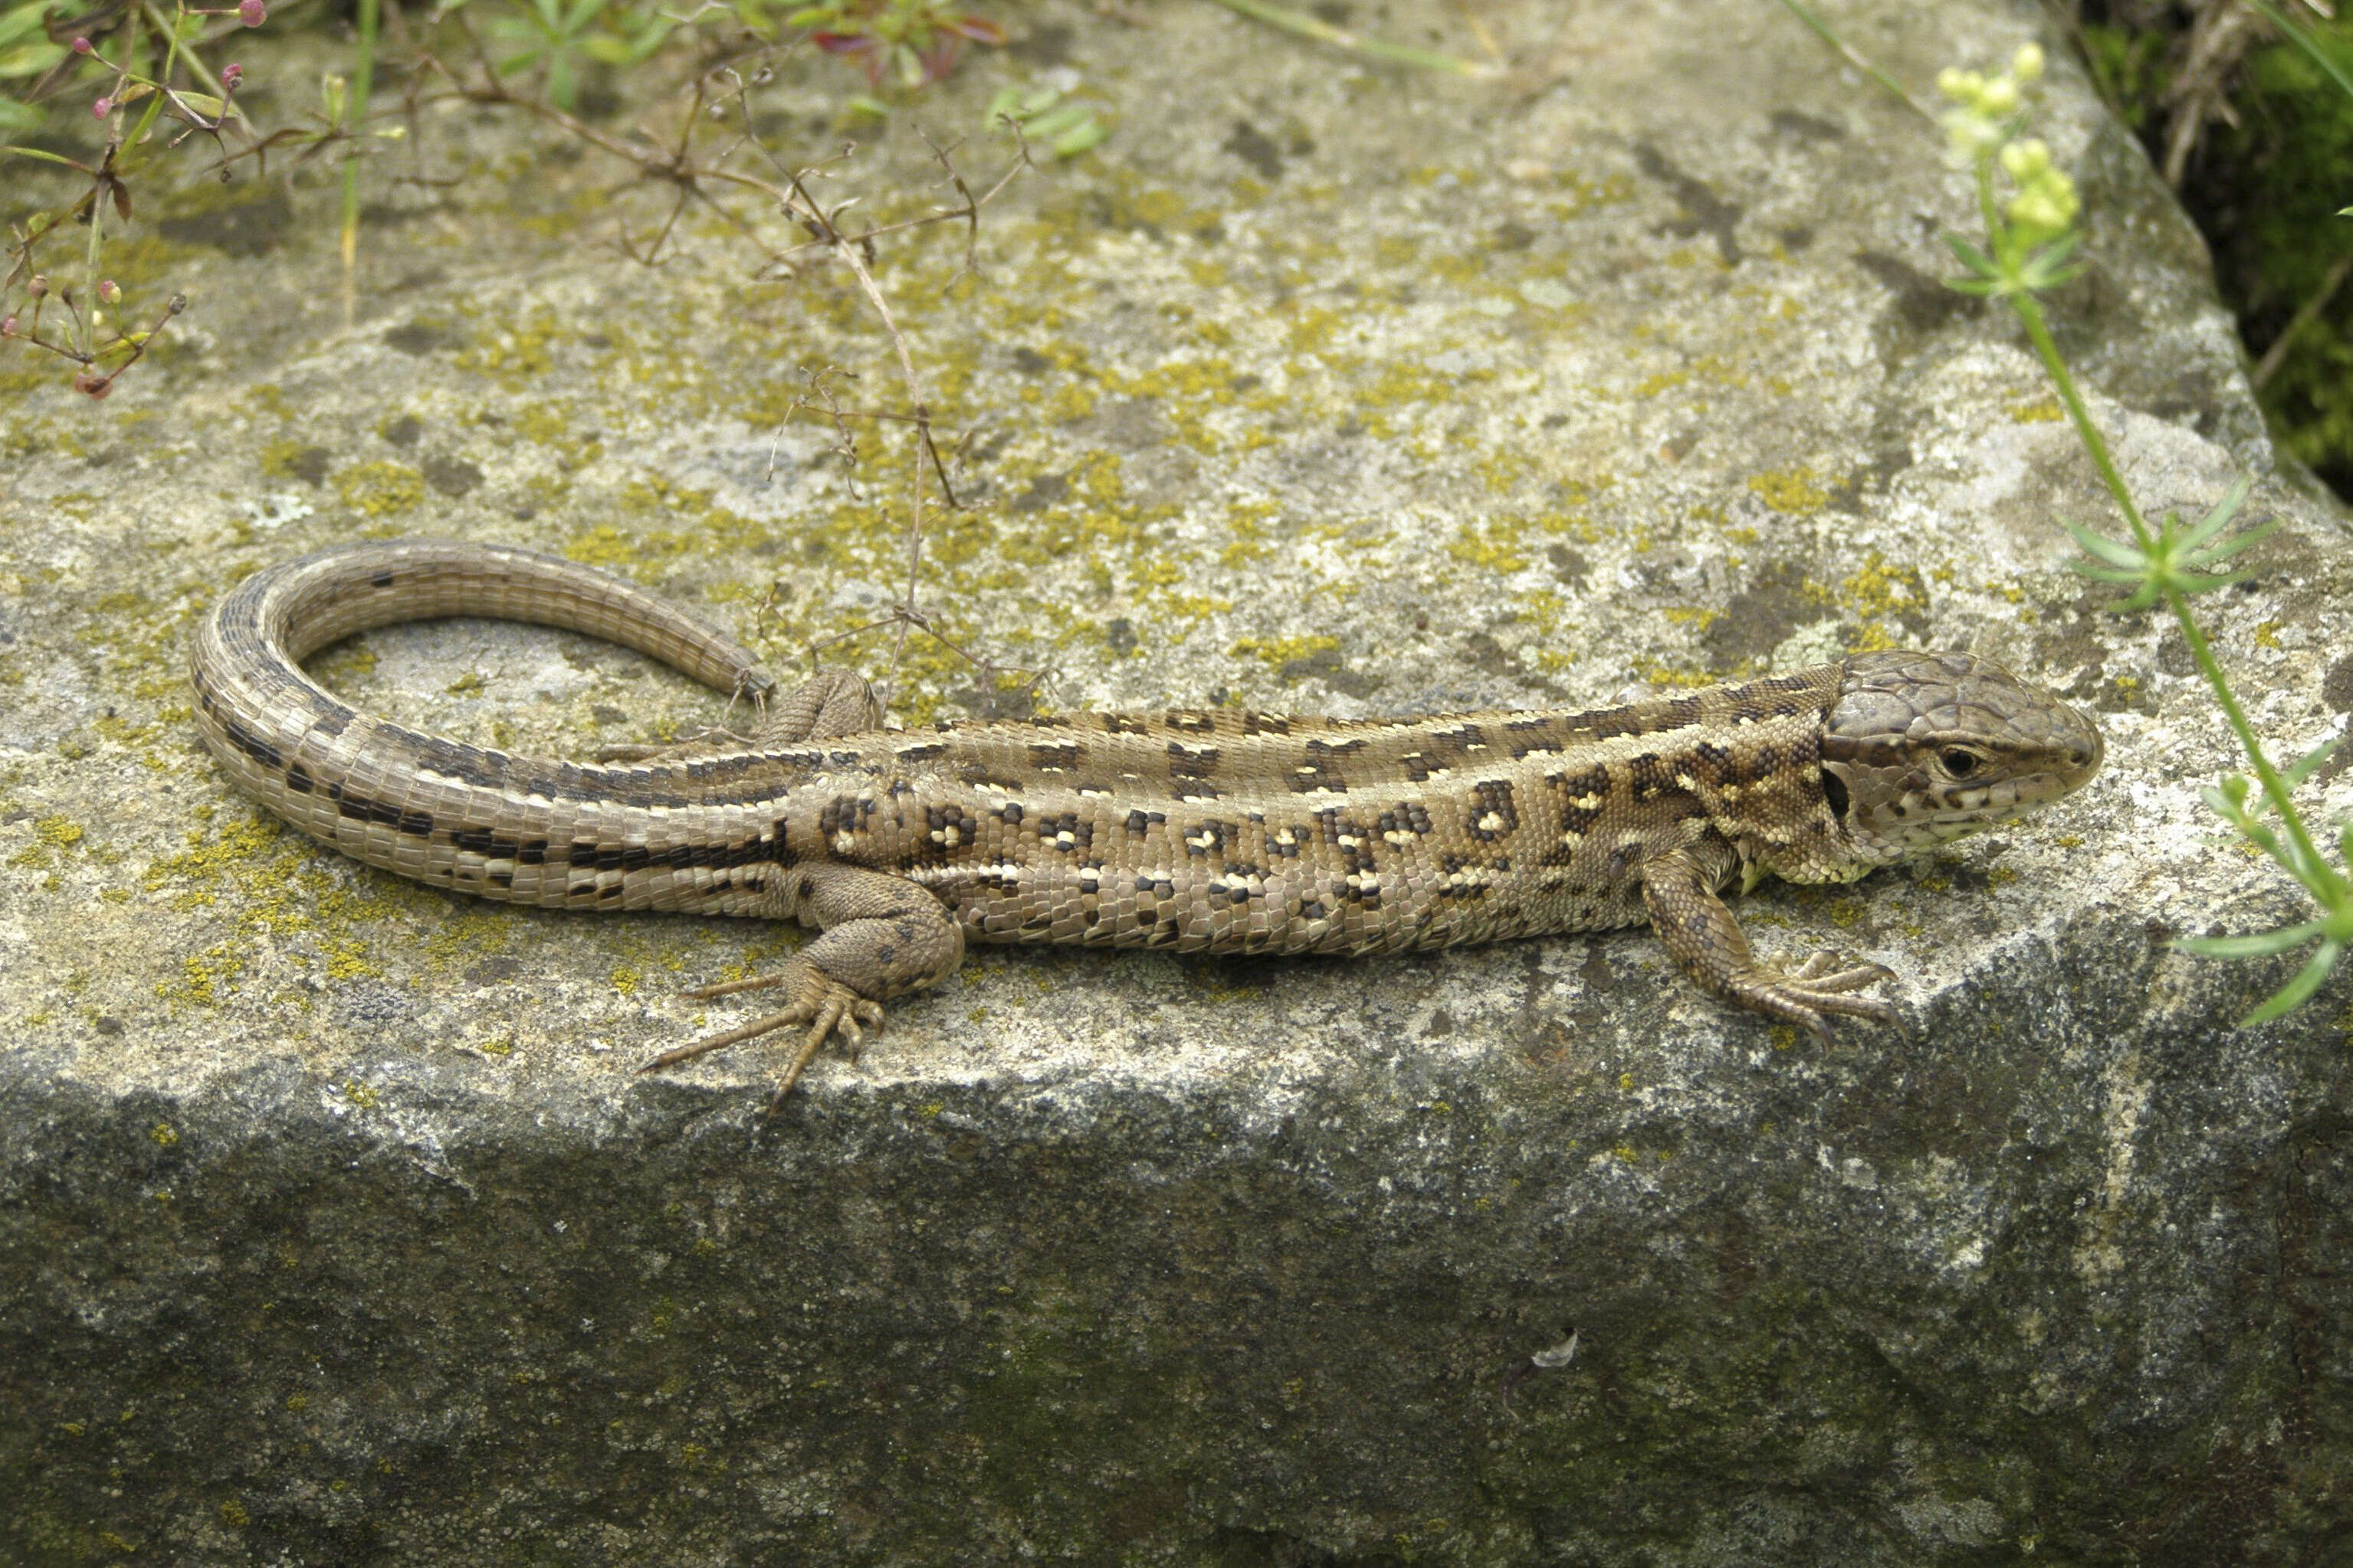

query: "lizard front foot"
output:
1723 952 1901 1042
639 959 887 1115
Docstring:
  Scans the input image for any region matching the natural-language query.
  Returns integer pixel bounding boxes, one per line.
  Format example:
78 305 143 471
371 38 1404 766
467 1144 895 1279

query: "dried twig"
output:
2252 251 2353 389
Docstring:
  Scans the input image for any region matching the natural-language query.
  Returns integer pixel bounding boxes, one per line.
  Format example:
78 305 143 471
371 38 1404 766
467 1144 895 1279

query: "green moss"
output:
459 301 561 384
1746 465 1830 515
333 461 427 517
1230 634 1337 670
10 813 87 874
258 439 312 478
143 811 415 1005
1836 549 1929 651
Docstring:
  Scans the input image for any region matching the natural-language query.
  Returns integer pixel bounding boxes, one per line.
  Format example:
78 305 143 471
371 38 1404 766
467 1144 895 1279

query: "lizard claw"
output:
1727 953 1901 1043
641 959 886 1113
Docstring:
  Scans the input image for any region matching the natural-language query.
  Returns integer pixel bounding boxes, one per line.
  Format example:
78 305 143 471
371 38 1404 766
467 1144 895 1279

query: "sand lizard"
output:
191 539 2105 1111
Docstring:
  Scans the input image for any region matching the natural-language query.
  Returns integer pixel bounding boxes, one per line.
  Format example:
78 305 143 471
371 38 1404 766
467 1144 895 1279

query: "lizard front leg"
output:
642 862 966 1113
1640 839 1898 1042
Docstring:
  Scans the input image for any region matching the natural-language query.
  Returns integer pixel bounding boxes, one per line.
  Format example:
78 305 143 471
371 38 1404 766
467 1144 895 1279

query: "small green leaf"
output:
2240 939 2342 1025
2032 230 2081 268
1023 103 1091 139
0 38 65 75
2064 520 2147 568
0 1 64 48
2185 518 2276 568
1942 233 1997 276
2200 783 2250 824
2176 474 2253 551
2175 918 2325 958
1 141 80 166
2268 734 2343 795
2167 567 2251 599
1052 117 1107 158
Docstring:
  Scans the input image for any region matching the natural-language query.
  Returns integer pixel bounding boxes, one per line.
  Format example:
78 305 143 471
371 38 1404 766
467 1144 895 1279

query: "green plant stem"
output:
1201 0 1495 77
342 0 379 323
2010 293 2151 546
2162 589 2345 898
2008 290 2339 902
83 8 140 359
1767 0 1935 120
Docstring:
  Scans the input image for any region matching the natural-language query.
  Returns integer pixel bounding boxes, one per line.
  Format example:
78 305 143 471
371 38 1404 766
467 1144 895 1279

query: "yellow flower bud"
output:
2013 43 2045 82
1979 78 2019 116
2000 139 2050 180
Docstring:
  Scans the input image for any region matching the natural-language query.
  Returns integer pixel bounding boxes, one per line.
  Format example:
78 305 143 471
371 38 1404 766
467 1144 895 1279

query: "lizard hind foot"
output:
640 960 887 1114
1729 954 1902 1044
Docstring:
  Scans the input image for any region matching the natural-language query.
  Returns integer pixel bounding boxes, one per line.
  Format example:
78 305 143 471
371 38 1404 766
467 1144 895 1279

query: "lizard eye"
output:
1940 748 1980 778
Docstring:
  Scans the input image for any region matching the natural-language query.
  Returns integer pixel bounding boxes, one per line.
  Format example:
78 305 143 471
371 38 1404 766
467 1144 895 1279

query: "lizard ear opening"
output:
1820 766 1851 821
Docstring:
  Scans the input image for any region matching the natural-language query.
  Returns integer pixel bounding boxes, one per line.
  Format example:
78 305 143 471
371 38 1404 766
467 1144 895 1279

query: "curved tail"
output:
189 539 795 914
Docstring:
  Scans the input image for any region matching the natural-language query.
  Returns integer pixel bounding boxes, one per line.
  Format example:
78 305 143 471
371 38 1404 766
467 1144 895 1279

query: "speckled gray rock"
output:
5 0 2352 1563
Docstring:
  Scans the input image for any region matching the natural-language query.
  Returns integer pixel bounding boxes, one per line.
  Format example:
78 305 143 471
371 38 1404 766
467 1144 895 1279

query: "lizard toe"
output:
1728 960 1902 1042
645 959 887 1111
763 982 888 1114
1795 958 1897 996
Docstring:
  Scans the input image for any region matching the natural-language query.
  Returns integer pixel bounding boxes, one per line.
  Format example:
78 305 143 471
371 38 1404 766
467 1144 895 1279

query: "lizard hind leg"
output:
645 863 966 1114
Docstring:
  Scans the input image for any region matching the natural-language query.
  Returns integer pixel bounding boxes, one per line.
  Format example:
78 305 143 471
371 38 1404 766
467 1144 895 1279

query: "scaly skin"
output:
192 540 2105 1111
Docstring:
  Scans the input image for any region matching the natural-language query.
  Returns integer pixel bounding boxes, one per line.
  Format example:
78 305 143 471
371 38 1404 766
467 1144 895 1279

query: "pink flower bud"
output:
238 0 264 25
0 317 17 339
222 63 243 88
28 275 47 298
93 96 112 117
72 35 93 54
74 370 113 399
97 280 120 305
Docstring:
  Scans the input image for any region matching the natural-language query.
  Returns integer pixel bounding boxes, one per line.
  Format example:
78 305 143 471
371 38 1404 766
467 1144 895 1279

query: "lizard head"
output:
1818 649 2103 867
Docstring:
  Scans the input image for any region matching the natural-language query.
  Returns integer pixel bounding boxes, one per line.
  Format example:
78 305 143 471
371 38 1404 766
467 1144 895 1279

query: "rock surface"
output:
5 0 2352 1562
